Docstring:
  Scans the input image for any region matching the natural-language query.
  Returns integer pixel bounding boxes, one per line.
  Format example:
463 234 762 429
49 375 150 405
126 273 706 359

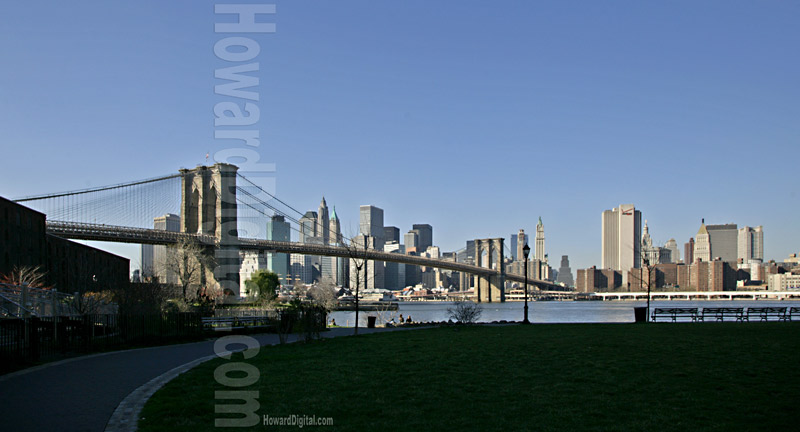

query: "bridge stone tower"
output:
179 163 240 297
473 238 505 302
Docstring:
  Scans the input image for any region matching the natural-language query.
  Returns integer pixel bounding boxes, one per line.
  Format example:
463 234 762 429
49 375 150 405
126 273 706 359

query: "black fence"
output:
0 313 204 374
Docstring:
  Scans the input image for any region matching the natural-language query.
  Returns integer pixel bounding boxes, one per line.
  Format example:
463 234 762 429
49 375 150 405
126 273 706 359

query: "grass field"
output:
139 323 800 431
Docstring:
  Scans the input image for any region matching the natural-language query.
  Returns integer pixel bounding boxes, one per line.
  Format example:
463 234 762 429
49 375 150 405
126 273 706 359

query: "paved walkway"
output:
0 327 406 432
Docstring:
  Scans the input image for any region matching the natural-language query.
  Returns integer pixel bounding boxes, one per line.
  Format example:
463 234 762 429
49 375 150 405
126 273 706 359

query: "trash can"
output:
367 316 377 328
633 307 648 323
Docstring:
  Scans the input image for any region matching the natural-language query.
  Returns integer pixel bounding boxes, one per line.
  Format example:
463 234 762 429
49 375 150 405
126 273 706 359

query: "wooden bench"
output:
745 307 787 322
789 307 800 321
651 308 698 322
700 307 744 322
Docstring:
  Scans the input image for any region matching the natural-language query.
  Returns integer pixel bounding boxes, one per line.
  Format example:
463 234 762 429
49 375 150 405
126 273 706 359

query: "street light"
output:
522 244 531 324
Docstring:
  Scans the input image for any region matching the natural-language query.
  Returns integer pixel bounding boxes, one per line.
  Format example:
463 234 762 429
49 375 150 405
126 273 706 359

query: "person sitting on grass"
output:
330 318 336 327
406 315 412 324
398 314 404 324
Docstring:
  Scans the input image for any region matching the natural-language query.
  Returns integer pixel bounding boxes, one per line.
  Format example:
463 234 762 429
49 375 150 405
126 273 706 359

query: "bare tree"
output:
0 265 50 289
307 276 338 311
161 238 216 303
447 300 482 324
342 234 369 335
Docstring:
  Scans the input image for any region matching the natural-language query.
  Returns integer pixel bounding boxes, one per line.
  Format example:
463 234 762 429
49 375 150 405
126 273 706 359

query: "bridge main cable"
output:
13 173 184 202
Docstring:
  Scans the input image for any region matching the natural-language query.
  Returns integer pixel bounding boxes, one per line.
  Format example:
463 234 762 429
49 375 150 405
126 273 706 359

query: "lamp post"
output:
522 244 530 324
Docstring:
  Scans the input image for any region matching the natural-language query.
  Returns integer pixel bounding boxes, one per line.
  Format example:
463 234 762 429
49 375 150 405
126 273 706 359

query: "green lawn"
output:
139 323 800 431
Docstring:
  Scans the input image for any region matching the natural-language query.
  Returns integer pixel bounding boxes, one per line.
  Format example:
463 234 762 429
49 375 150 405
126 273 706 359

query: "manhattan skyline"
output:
1 1 798 272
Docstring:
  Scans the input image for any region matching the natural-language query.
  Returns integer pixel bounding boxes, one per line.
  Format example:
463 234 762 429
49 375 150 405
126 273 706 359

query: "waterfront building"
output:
384 241 406 290
601 204 642 281
360 205 384 245
0 195 129 292
768 273 800 291
576 266 623 293
239 251 267 295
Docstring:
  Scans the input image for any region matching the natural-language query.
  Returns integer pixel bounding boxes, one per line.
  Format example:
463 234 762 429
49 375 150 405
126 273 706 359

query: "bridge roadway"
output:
45 221 563 290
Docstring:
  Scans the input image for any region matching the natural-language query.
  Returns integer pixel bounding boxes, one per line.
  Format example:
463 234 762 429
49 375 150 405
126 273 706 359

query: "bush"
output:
447 301 482 324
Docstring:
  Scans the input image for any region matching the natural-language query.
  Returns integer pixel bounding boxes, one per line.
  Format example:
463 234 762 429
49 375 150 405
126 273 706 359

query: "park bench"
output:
651 308 698 322
201 316 274 330
745 307 787 322
699 307 744 322
789 307 800 321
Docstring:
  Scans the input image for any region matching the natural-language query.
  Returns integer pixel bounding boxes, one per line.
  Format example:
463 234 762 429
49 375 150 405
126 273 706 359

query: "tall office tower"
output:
266 215 290 285
555 255 574 286
535 217 546 261
359 205 384 247
404 231 419 253
412 224 433 252
141 214 180 283
384 226 400 244
665 239 680 263
706 223 738 262
384 242 406 290
694 221 711 262
738 226 764 262
685 238 695 263
601 204 642 275
329 207 342 245
510 230 529 261
299 211 318 243
349 234 384 289
317 197 330 245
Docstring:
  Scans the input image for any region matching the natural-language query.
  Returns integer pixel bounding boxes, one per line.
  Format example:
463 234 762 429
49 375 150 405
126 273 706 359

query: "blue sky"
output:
1 1 798 272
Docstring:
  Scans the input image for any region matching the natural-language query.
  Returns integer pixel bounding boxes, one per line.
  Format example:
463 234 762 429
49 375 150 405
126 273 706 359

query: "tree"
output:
342 234 369 335
307 276 337 311
162 238 216 303
447 300 482 324
0 265 50 289
244 269 280 302
112 281 177 314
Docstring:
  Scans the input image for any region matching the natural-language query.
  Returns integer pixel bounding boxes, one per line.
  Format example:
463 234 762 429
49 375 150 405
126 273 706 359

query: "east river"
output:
329 299 798 327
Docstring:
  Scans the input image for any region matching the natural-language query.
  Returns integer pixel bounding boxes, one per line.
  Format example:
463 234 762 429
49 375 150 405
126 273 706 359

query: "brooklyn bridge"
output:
14 163 565 301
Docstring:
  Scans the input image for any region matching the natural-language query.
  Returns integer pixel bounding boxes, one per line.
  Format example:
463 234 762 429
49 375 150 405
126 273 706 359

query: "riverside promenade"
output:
0 327 402 432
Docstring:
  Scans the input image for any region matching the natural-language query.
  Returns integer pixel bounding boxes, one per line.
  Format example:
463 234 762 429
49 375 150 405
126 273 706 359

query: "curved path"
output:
0 327 406 432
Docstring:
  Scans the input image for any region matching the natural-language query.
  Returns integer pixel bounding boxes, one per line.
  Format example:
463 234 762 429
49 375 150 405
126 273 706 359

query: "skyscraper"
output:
329 206 342 245
510 230 529 261
404 230 419 253
685 238 695 263
601 204 642 275
359 205 384 247
299 211 318 244
555 255 574 287
705 223 738 262
266 215 290 284
535 217 545 261
665 238 680 263
694 222 711 262
738 226 764 262
317 197 330 245
412 224 433 252
141 213 180 283
384 226 400 244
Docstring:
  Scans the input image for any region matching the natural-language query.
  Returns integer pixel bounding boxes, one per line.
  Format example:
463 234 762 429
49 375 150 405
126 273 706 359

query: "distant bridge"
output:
45 220 561 289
